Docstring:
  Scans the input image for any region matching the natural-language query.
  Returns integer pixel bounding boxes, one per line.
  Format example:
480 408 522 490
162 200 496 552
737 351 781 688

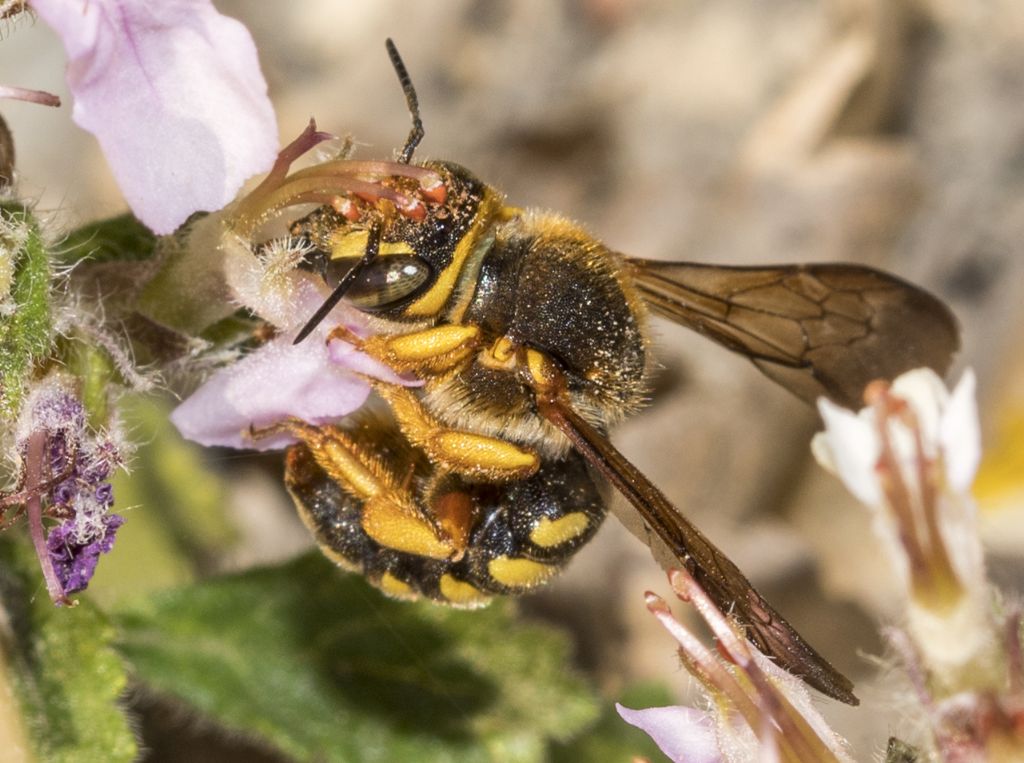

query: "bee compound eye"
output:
341 254 433 310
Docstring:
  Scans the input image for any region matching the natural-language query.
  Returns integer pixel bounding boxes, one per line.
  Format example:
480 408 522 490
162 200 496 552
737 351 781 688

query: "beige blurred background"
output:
5 0 1024 757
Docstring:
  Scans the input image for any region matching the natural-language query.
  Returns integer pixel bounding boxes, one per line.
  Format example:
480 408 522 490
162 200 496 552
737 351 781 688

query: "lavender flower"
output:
46 513 125 594
28 0 278 234
10 375 129 604
170 124 423 451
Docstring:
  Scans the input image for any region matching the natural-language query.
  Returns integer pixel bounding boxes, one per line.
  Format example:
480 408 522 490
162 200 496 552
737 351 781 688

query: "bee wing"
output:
530 391 857 705
627 259 959 409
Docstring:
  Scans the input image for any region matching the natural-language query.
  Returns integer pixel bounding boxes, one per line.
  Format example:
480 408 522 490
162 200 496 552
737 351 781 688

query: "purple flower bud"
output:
46 514 126 594
52 480 76 506
83 463 111 486
18 376 131 605
95 483 114 507
45 521 75 560
49 436 68 471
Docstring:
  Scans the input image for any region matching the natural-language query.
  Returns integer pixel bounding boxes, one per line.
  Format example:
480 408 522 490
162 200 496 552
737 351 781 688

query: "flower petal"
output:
31 0 278 234
326 338 414 386
170 336 372 450
616 704 722 763
814 398 882 505
891 368 948 448
940 370 980 493
176 221 420 450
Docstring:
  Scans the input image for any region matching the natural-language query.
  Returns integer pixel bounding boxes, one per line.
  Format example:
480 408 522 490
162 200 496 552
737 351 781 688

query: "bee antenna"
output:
385 38 424 164
292 223 382 344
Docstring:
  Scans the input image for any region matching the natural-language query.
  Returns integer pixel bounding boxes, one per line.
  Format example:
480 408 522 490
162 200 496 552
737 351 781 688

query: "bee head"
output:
290 161 503 337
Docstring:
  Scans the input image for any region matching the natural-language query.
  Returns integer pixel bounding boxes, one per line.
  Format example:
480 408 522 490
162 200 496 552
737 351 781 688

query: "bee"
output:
254 40 958 706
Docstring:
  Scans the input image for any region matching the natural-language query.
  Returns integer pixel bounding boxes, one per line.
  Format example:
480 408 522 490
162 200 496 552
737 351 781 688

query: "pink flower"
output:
170 122 433 451
171 220 413 451
169 328 403 452
29 0 278 234
617 569 852 763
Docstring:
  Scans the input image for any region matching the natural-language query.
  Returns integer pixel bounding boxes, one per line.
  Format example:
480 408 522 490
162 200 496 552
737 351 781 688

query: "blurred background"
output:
4 0 1024 759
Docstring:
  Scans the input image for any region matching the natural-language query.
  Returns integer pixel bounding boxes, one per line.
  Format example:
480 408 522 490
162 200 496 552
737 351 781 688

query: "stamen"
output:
299 159 444 189
229 140 446 234
867 381 964 609
420 178 448 204
667 569 845 762
284 159 441 218
0 85 61 108
644 587 762 725
396 196 426 221
244 119 335 209
233 175 420 236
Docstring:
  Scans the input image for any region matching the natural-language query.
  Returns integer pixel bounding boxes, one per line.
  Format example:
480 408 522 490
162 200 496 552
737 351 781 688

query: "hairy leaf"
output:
113 554 600 762
0 538 137 762
58 214 157 266
0 204 51 423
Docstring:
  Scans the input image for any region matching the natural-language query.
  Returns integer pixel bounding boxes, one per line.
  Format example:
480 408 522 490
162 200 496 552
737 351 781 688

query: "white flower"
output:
812 368 997 691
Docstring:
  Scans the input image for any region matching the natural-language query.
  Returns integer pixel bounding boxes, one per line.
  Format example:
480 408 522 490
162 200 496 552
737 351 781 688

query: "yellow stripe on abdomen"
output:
487 556 559 589
529 512 591 548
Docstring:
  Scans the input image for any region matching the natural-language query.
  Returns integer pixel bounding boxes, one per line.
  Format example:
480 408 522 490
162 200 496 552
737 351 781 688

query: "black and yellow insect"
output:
250 40 958 706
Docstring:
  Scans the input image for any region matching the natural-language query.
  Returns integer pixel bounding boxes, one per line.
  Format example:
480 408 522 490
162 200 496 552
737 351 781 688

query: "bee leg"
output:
369 382 540 481
264 419 467 560
327 323 481 376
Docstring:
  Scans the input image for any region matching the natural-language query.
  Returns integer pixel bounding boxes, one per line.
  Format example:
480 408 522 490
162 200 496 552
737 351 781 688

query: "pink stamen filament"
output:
868 383 963 608
287 159 443 190
232 174 423 236
910 415 963 600
250 119 336 201
645 589 763 732
669 570 844 763
0 85 61 108
230 125 447 234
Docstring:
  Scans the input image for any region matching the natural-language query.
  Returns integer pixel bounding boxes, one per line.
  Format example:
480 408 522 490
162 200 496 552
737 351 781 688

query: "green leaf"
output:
58 214 157 266
550 682 675 763
134 214 238 335
0 537 138 762
60 213 235 337
113 554 601 762
0 204 51 423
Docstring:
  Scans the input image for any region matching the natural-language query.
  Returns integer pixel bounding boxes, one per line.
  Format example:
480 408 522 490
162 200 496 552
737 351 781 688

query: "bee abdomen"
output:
285 445 606 607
